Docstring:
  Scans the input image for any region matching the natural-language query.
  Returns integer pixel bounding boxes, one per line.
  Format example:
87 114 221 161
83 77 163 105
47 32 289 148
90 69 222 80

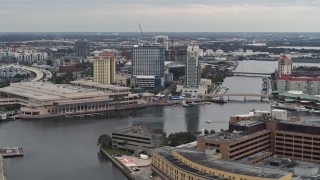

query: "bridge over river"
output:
230 71 273 77
201 93 273 101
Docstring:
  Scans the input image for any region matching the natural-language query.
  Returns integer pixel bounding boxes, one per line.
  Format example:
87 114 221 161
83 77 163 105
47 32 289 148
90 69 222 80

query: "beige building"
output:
278 54 292 75
0 81 142 119
93 57 115 84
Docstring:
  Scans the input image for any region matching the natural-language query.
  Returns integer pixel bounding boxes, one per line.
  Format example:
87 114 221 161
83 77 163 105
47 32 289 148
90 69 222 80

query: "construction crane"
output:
138 23 144 37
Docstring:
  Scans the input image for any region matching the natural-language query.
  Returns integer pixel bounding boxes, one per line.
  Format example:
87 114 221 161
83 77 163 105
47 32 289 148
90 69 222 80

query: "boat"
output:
212 97 227 104
310 109 320 115
295 106 309 113
181 101 188 107
205 120 213 124
0 113 7 120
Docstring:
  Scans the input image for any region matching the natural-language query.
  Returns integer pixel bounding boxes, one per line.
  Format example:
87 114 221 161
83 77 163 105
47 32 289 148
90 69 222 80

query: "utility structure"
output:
138 23 144 37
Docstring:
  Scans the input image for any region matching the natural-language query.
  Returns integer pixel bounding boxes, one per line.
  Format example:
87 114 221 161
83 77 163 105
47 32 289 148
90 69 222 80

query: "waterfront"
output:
0 60 320 180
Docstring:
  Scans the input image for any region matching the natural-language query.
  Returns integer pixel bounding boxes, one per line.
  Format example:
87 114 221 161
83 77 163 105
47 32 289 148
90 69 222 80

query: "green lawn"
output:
104 148 133 156
101 147 133 174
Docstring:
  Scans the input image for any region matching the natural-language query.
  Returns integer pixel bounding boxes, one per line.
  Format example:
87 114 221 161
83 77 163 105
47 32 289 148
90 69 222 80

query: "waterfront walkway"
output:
0 157 6 180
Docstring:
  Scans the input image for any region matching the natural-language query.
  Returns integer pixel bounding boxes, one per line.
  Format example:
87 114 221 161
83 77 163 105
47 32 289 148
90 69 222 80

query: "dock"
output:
0 156 6 180
0 147 24 158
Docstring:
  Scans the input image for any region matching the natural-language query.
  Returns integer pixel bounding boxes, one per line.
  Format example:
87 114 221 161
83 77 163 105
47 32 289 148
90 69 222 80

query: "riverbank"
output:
99 147 134 180
0 157 6 180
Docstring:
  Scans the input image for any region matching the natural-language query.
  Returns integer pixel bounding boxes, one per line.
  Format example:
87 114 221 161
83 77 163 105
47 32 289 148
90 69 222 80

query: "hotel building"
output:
93 57 116 84
131 45 165 88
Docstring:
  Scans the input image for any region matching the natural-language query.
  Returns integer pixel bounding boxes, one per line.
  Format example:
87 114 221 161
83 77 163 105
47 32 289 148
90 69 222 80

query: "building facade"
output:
93 57 115 84
75 40 90 58
185 44 200 88
0 81 141 118
131 45 165 88
152 146 292 180
278 54 292 75
276 75 320 95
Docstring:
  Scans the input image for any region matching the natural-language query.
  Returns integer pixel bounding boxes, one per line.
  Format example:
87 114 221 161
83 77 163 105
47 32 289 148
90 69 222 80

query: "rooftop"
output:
112 125 162 138
155 145 290 179
70 80 131 91
201 130 270 143
0 81 130 103
154 147 220 180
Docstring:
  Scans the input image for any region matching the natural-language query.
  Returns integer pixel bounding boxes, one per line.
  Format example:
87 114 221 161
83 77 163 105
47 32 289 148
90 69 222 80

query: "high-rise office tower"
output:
131 45 165 88
93 57 115 84
185 44 200 88
75 40 90 58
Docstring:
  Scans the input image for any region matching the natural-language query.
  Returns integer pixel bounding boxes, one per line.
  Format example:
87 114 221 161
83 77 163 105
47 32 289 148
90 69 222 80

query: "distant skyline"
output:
1 0 320 32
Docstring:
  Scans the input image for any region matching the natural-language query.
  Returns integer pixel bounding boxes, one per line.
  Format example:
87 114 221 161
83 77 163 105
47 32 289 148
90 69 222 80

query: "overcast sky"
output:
1 0 320 32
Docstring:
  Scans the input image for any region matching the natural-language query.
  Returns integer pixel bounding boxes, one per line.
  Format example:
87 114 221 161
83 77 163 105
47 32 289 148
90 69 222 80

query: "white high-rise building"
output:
185 44 200 88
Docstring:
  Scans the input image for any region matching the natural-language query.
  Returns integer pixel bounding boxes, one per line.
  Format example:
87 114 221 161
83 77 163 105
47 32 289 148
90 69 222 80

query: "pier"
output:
0 147 24 158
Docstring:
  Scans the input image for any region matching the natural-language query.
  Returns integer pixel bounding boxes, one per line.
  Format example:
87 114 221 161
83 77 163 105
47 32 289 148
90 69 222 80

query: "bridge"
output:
201 93 273 101
230 72 273 77
12 64 52 81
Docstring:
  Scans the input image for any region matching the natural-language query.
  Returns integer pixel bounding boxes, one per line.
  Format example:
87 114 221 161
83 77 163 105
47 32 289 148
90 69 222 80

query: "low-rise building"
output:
152 144 292 180
112 125 163 155
0 81 141 118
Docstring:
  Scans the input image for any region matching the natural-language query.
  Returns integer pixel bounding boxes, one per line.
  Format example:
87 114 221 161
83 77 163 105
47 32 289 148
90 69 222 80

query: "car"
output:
131 166 140 171
112 153 122 157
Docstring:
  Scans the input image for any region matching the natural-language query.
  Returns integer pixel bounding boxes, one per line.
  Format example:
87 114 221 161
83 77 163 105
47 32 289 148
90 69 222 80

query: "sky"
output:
1 0 320 32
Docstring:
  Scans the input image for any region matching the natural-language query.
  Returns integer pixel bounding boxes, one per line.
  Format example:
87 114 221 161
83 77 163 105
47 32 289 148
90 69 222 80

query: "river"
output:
0 60 320 180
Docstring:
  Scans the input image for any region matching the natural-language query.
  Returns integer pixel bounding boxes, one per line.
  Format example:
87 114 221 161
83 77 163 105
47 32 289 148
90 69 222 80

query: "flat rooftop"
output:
233 120 266 127
70 80 131 91
202 130 270 143
170 145 290 179
256 157 320 179
0 82 125 102
112 125 162 138
155 147 220 180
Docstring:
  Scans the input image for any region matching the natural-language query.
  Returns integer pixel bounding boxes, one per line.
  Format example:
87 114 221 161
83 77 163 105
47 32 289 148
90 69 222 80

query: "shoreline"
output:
99 147 134 180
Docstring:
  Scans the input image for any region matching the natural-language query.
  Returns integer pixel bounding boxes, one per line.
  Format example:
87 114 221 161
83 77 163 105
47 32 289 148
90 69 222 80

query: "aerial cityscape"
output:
1 1 320 180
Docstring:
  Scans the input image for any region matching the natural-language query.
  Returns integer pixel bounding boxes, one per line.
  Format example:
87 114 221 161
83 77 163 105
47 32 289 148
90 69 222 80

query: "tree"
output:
204 129 209 135
210 129 216 134
97 134 112 148
163 132 197 147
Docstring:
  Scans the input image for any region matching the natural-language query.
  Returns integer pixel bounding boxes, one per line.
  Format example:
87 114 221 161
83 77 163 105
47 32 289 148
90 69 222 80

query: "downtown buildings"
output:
131 45 165 88
176 44 209 97
152 110 320 180
75 40 90 58
275 54 320 95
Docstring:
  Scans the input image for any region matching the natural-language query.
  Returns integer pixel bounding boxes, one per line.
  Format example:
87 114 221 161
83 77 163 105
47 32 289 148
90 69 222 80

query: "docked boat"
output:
310 109 320 115
181 101 188 107
212 97 227 104
0 113 7 120
296 106 310 113
205 120 213 124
